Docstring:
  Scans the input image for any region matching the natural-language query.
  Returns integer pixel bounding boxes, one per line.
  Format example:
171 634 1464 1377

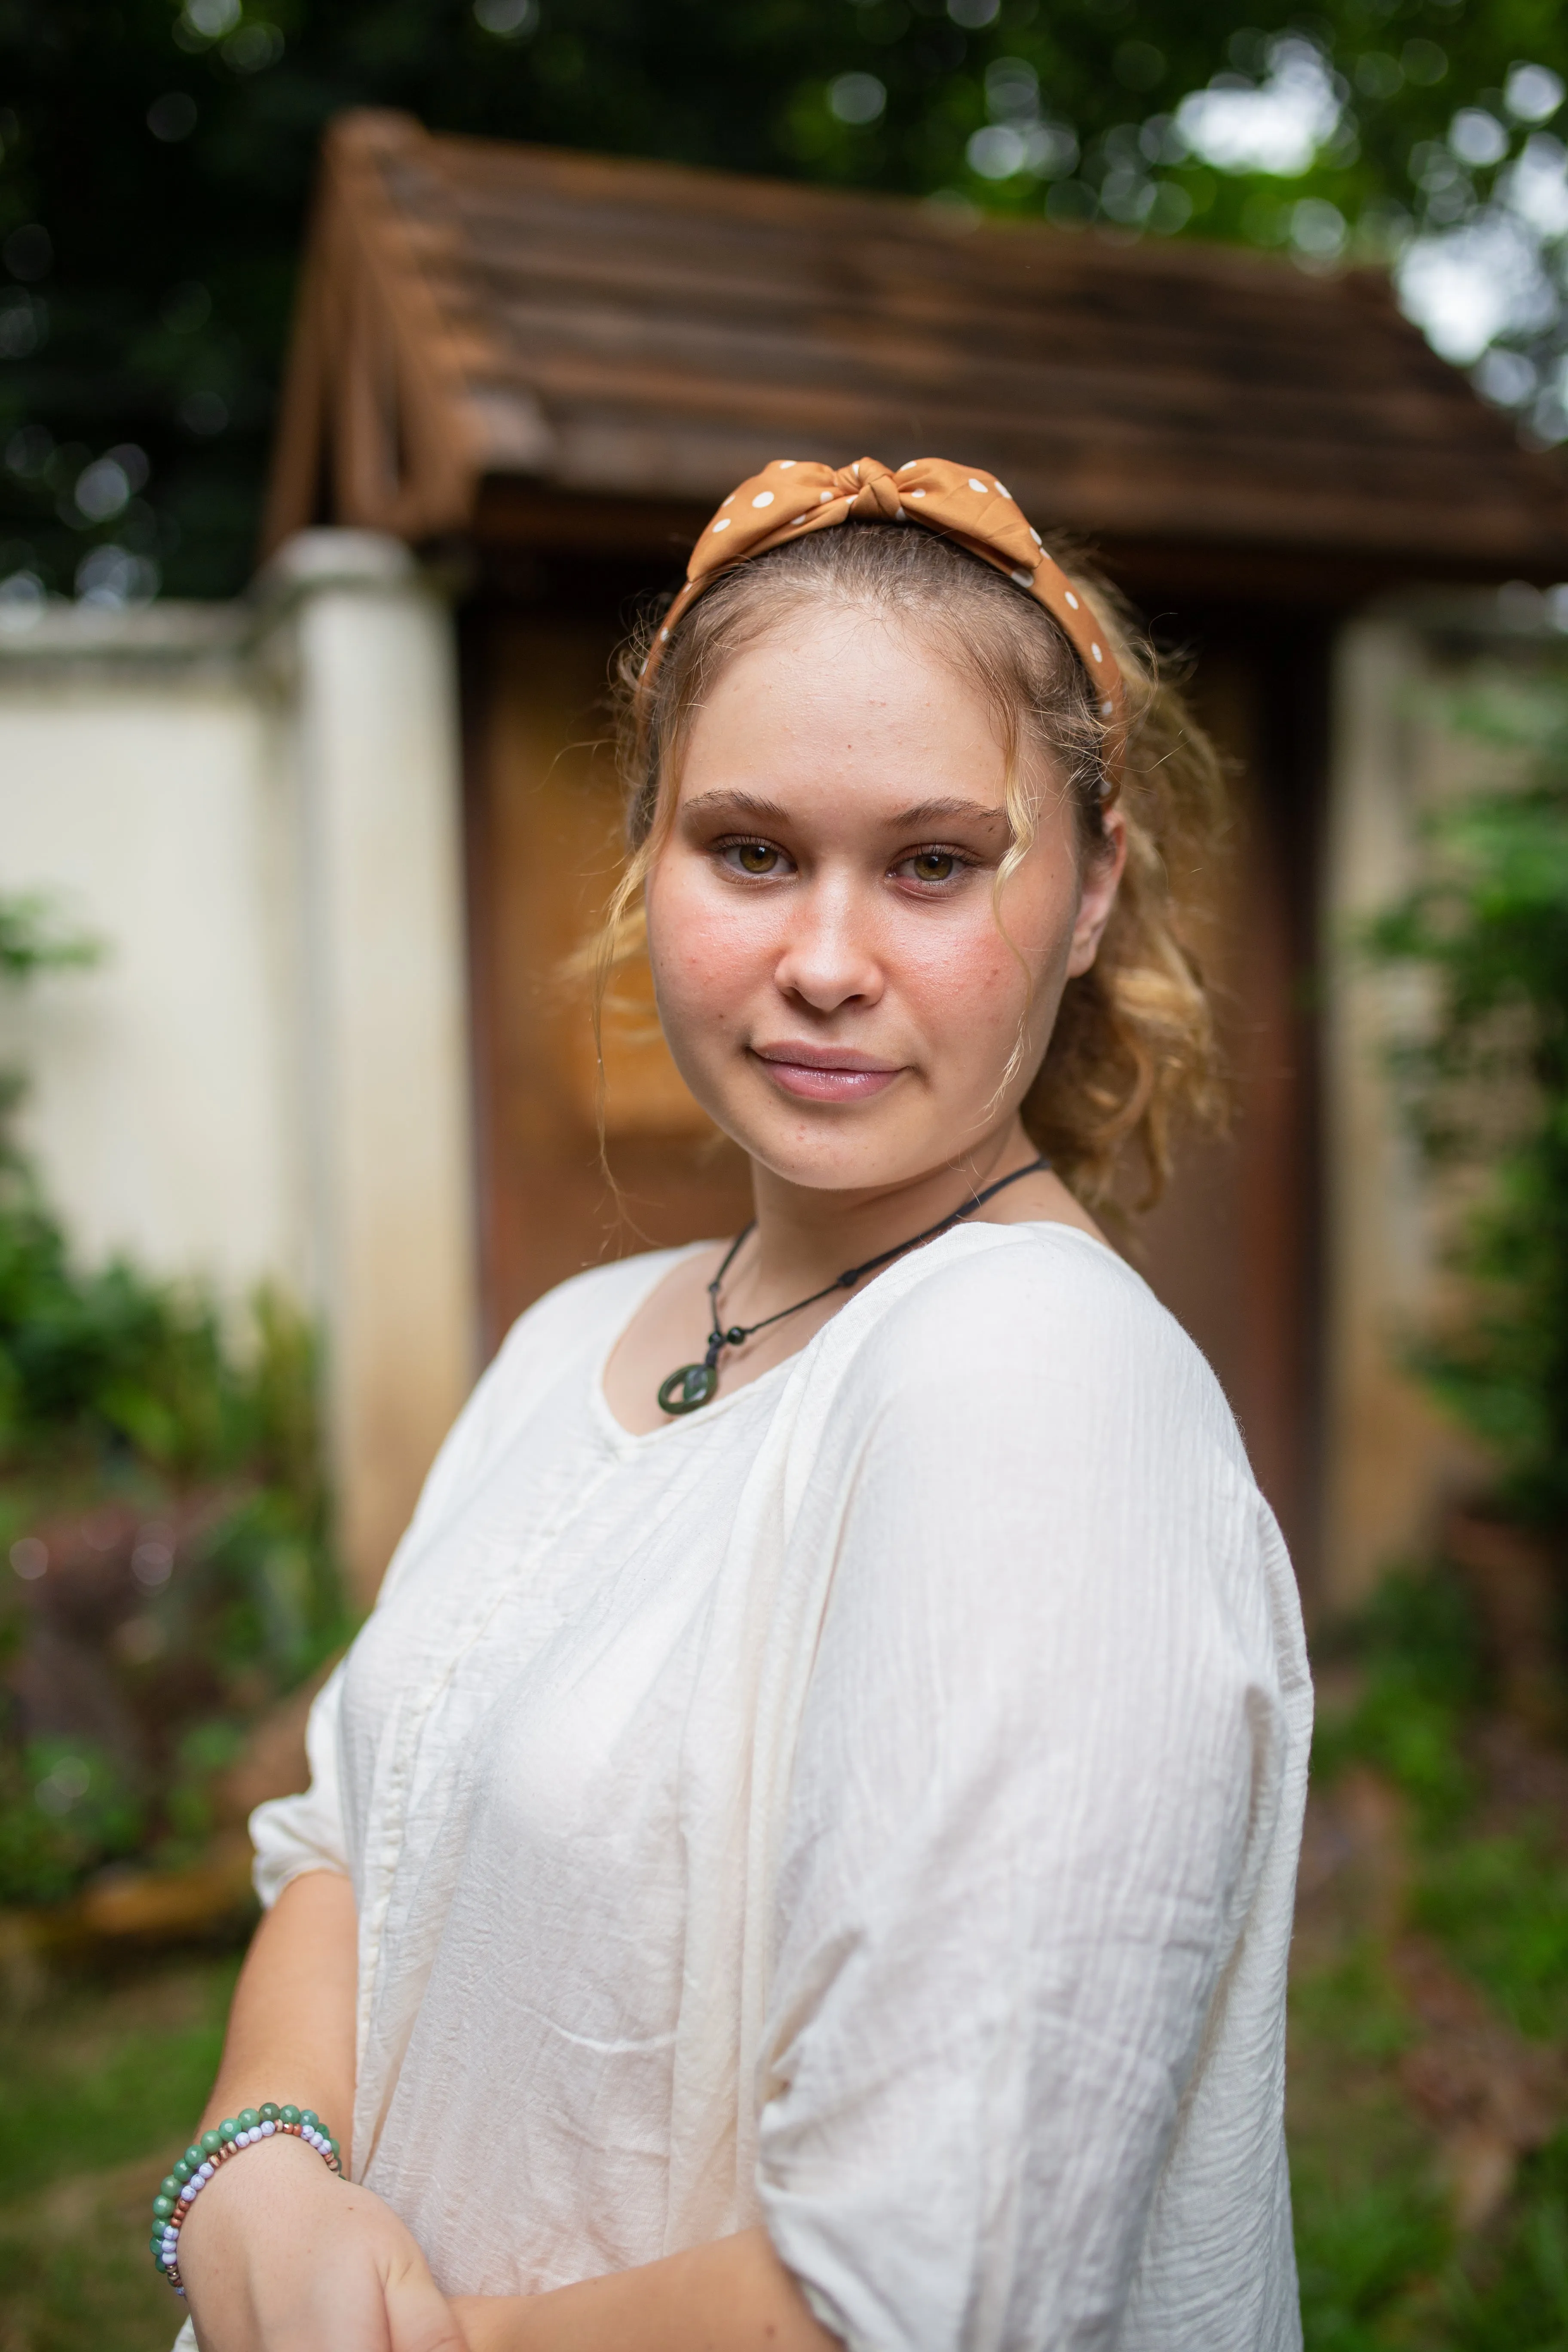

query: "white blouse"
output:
229 1222 1310 2350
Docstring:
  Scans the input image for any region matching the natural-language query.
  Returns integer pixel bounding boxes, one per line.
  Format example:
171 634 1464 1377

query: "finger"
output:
386 2265 472 2352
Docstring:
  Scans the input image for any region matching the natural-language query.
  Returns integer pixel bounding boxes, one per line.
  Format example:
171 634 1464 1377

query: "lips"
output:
750 1043 903 1103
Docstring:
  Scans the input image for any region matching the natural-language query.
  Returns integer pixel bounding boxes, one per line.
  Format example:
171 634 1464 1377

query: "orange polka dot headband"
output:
640 455 1126 782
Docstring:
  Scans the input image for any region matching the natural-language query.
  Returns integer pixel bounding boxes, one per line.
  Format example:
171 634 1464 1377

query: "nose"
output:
772 871 885 1014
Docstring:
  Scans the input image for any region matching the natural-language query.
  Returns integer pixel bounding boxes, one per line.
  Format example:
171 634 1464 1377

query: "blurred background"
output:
3 2 1568 2344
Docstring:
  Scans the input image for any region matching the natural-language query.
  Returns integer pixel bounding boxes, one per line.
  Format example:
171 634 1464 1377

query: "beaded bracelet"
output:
149 2103 342 2295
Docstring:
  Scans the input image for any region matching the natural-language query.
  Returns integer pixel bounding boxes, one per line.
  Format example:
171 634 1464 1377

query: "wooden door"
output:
1132 628 1324 1589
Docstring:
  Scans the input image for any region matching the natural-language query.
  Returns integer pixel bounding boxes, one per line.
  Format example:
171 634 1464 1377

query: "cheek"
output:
645 860 770 1037
903 885 1069 1032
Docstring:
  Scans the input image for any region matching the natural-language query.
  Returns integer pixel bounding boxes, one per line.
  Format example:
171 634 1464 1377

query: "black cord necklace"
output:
657 1155 1051 1416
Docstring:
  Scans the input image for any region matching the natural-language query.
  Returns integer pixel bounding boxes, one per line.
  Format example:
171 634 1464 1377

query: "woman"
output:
167 457 1311 2351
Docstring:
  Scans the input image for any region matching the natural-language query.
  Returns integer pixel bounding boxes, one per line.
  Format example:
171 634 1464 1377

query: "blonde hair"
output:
594 521 1227 1207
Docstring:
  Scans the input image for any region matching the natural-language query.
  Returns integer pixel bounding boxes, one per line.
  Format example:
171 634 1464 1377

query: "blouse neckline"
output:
590 1243 797 1453
588 1219 1121 1452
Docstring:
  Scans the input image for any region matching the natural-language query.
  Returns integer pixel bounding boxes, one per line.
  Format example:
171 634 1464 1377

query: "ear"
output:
1066 807 1127 979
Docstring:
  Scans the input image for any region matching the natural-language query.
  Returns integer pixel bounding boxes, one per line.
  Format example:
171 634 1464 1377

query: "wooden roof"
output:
264 108 1568 593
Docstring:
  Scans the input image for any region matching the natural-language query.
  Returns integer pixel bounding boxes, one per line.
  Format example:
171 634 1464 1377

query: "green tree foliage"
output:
0 0 1562 602
1367 674 1568 1530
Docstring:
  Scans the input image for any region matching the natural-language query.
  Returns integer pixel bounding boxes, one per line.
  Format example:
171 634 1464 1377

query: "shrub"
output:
0 893 348 1905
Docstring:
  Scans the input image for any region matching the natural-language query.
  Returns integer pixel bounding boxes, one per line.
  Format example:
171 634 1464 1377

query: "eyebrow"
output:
680 789 1009 832
680 790 793 826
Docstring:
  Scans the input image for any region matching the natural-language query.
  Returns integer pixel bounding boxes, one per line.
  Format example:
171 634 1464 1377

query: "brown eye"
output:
732 841 779 875
907 850 956 883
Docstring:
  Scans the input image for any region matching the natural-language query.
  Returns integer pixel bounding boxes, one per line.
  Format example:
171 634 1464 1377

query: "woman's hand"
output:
178 2132 466 2352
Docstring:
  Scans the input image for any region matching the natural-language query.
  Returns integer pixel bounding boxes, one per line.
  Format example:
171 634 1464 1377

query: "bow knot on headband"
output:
640 455 1126 782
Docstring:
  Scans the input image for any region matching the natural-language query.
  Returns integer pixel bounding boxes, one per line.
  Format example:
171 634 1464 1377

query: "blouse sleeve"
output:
249 1657 351 1906
754 1236 1295 2352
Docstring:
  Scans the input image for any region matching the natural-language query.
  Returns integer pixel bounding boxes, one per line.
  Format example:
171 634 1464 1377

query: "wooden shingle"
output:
265 108 1568 591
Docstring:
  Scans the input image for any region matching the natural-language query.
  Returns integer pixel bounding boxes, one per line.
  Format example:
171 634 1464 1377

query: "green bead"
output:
218 2117 239 2143
159 2174 181 2199
172 2159 192 2184
153 2195 175 2219
327 2138 340 2159
259 2102 280 2123
184 2145 202 2169
300 2109 320 2131
200 2129 221 2155
238 2107 260 2131
280 2104 300 2125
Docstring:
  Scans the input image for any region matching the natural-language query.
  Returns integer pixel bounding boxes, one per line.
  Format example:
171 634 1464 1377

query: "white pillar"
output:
1320 613 1485 1607
260 531 476 1602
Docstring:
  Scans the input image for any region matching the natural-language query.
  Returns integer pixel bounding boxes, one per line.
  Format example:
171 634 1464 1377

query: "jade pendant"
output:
658 1361 718 1415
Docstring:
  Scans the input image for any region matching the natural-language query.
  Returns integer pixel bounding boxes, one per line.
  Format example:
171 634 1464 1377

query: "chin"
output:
733 1110 971 1197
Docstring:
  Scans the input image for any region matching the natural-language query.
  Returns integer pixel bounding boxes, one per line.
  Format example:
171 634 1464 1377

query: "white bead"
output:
162 2250 178 2267
261 2119 276 2134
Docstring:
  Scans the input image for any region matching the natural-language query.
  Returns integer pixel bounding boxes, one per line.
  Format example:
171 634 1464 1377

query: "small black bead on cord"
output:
656 1155 1050 1416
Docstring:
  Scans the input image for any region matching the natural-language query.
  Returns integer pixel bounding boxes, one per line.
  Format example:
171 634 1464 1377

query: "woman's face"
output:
644 603 1125 1194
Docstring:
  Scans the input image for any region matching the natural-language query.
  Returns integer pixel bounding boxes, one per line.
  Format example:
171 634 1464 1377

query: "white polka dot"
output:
659 626 669 640
778 459 797 469
1090 643 1102 662
712 517 732 533
852 462 861 478
1100 699 1114 716
1064 591 1079 609
1011 567 1033 587
898 460 917 472
910 488 927 499
996 482 1012 499
721 493 735 507
792 511 808 524
967 477 988 493
752 490 775 508
820 490 833 502
1030 528 1043 546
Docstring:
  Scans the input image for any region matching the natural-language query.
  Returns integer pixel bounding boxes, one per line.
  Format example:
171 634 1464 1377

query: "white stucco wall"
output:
1321 596 1550 1607
0 610 306 1298
0 547 476 1601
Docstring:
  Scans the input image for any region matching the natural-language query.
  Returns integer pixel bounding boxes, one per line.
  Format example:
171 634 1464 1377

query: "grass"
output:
0 1942 241 2352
